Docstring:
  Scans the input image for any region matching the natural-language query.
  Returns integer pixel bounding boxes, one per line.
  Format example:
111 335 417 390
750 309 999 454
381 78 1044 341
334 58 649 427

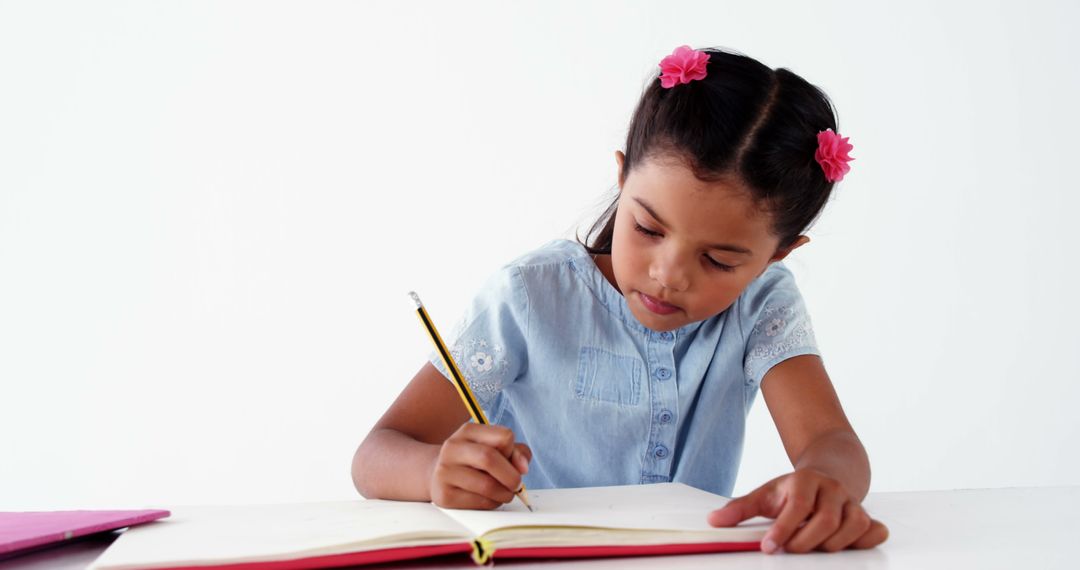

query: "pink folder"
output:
0 509 170 558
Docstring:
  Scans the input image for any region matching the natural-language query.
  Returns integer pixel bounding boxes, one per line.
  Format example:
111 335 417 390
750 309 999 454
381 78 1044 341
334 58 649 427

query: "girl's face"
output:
599 152 808 332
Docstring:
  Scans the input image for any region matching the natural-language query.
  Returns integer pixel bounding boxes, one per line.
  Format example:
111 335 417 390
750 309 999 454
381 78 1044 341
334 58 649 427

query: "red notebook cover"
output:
111 540 761 569
0 509 170 558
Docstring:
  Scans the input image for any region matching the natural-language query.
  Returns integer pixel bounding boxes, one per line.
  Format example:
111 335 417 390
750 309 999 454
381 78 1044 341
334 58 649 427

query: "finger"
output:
850 519 889 550
782 487 848 553
432 484 503 510
761 486 817 554
817 502 873 552
510 444 531 474
708 494 764 527
460 423 517 457
442 465 516 505
515 442 533 463
444 439 523 495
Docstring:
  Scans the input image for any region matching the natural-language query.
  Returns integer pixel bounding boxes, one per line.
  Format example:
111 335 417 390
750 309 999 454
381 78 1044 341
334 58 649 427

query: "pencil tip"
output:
408 291 421 308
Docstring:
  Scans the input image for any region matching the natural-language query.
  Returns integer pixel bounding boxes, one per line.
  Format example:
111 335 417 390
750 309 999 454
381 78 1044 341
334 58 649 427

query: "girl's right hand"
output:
429 423 532 510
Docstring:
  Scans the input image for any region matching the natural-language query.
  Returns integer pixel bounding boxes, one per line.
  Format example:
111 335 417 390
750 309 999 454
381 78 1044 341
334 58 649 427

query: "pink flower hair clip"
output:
814 128 855 182
659 45 710 88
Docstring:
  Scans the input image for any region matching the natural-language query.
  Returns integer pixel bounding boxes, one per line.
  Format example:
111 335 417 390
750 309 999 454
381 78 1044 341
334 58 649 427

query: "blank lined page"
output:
89 500 469 570
440 483 771 536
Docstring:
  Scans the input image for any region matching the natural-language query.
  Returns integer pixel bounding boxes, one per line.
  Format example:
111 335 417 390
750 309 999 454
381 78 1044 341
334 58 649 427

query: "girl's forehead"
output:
622 158 778 251
628 154 749 197
626 160 767 221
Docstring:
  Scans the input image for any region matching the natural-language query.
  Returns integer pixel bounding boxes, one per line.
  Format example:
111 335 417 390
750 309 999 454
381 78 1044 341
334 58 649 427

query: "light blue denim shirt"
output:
430 239 819 497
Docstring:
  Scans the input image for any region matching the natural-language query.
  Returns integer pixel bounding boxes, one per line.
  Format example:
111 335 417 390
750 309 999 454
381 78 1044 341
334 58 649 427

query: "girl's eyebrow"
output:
632 197 754 256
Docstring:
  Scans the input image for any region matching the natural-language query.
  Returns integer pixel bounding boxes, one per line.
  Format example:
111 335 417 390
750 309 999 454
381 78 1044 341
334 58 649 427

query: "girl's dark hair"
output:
582 47 842 255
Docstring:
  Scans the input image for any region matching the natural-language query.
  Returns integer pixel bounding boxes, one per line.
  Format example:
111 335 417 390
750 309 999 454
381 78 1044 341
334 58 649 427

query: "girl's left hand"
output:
706 468 889 554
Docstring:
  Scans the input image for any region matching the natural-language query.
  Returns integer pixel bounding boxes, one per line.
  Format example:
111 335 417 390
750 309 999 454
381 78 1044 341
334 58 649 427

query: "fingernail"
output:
762 538 778 554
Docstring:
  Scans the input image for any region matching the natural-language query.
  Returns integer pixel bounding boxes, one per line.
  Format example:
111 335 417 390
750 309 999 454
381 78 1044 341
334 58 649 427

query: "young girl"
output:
352 45 888 555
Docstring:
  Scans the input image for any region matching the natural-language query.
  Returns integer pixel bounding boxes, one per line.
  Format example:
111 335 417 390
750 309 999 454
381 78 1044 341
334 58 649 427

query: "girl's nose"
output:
649 255 690 292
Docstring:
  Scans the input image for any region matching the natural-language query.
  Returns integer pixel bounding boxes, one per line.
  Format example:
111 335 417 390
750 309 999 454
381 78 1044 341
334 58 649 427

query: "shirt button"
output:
654 367 671 381
654 444 669 459
658 410 673 424
661 332 674 341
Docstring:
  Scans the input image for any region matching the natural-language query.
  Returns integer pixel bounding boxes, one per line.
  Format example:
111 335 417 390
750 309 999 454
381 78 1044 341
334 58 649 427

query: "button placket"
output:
642 330 678 481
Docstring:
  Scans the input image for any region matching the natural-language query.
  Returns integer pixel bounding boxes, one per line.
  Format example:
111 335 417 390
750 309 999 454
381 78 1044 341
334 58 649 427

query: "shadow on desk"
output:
0 531 122 570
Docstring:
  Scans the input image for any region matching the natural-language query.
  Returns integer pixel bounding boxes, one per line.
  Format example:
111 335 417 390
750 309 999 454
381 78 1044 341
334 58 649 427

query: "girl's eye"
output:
705 256 735 272
636 221 736 273
634 223 662 238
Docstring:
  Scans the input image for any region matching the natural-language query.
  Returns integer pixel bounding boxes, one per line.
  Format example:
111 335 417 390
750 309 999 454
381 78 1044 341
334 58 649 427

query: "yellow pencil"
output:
409 291 534 512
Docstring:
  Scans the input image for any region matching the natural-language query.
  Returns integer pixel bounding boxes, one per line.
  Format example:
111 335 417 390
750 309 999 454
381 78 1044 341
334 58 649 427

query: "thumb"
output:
510 444 531 474
707 491 770 527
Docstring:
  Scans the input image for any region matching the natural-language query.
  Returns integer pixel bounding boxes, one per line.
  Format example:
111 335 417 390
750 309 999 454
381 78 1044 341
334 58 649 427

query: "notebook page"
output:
439 483 771 536
90 500 470 570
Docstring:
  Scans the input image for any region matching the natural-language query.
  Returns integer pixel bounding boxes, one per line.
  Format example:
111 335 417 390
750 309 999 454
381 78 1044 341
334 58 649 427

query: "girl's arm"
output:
762 354 870 499
351 362 530 508
707 354 888 553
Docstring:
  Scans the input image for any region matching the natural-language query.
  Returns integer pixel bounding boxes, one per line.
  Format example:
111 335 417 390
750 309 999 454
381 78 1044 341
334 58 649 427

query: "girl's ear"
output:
760 236 810 276
769 235 810 263
615 150 626 189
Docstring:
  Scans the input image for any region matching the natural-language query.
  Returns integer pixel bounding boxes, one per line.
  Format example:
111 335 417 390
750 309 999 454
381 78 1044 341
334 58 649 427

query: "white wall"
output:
2 0 1078 510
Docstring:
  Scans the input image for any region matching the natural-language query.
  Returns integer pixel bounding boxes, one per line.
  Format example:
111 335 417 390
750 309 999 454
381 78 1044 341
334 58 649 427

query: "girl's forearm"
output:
351 428 440 501
793 429 871 501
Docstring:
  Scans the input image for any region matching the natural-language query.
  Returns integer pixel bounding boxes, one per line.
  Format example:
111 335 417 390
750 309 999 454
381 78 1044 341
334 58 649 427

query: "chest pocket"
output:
575 347 642 406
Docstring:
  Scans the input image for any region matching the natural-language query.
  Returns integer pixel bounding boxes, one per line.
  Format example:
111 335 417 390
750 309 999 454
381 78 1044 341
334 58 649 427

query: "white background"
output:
2 0 1078 510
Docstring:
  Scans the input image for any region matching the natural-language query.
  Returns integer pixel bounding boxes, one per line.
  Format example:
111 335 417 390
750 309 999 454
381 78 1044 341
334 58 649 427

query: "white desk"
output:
2 486 1075 570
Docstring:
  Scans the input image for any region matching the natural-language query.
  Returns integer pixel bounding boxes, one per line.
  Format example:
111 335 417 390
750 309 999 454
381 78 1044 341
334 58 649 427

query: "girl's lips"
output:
638 292 681 315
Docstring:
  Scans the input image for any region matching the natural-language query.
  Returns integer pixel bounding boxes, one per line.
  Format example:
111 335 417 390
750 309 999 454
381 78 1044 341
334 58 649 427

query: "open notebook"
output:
90 483 771 569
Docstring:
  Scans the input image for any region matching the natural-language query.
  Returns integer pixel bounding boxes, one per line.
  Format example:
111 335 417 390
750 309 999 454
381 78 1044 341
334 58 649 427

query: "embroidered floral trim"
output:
470 351 494 372
764 318 785 337
446 337 509 408
743 304 816 382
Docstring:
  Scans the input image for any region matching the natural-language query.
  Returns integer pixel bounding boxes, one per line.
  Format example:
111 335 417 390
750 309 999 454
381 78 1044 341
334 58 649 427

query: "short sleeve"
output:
428 265 530 414
740 263 820 386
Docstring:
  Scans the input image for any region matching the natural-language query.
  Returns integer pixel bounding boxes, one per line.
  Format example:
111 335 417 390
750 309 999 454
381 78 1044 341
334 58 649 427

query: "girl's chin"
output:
630 303 687 332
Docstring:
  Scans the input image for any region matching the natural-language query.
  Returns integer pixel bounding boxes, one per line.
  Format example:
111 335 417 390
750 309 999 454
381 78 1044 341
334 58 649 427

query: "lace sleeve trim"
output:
743 303 817 383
